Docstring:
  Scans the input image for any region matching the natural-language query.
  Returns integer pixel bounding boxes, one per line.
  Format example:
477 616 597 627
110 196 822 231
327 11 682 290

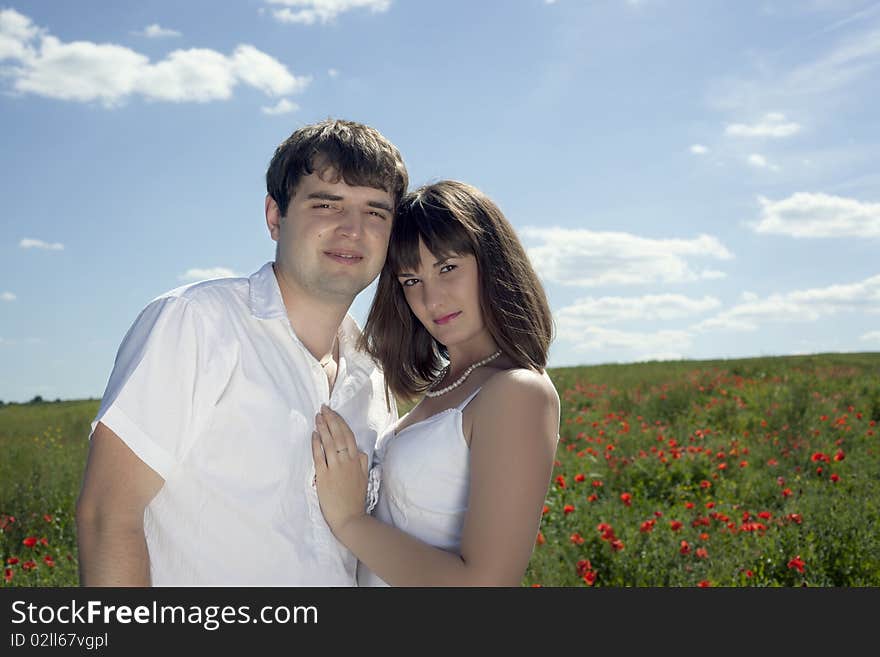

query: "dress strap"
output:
456 386 483 412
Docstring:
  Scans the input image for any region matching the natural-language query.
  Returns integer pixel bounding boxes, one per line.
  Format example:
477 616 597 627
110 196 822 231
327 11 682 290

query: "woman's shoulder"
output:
477 367 559 414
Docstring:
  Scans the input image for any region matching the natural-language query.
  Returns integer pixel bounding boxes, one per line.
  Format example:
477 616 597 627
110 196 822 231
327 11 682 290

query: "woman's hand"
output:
311 404 370 538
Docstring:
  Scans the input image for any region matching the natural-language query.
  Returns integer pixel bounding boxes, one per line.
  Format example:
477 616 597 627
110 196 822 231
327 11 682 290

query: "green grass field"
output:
2 352 879 586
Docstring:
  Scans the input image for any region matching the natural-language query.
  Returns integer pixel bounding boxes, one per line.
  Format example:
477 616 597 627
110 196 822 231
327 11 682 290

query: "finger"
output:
322 406 358 456
320 406 351 459
315 413 339 465
311 431 327 474
359 451 369 477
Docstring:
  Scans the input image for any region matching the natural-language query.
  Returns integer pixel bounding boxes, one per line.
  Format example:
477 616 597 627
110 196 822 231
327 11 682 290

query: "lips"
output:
433 311 461 325
324 250 363 265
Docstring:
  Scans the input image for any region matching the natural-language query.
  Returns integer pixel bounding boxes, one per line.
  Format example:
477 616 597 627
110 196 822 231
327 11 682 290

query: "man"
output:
76 119 409 586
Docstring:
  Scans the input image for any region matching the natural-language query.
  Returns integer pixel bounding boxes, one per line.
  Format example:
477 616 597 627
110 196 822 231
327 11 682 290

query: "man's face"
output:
267 169 394 304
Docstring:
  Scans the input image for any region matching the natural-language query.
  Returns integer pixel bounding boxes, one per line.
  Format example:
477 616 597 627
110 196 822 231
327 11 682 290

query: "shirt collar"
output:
248 261 288 320
248 261 378 377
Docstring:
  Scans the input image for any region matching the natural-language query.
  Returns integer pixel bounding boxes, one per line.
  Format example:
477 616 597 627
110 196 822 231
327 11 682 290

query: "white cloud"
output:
710 28 880 111
0 7 41 60
725 113 801 138
861 331 880 343
750 192 880 238
690 144 708 155
556 294 721 327
178 267 238 282
1 292 16 301
1 9 308 107
522 227 733 287
693 273 880 332
20 238 64 250
262 98 299 115
133 24 182 39
559 325 694 354
267 0 392 25
747 153 780 171
327 68 338 77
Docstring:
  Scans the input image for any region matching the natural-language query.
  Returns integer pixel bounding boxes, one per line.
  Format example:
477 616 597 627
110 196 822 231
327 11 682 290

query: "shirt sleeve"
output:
91 295 212 480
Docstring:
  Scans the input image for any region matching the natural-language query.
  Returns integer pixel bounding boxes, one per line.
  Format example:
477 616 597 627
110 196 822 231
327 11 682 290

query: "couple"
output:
75 119 560 587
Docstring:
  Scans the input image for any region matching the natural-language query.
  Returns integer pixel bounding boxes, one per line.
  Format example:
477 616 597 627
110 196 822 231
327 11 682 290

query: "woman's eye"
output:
401 278 419 287
440 264 457 273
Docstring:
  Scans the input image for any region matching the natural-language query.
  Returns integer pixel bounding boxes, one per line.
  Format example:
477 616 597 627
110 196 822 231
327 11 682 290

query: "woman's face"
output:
396 239 489 349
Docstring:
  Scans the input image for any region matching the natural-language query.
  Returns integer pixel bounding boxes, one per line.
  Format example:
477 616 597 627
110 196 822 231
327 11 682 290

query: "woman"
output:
311 180 559 586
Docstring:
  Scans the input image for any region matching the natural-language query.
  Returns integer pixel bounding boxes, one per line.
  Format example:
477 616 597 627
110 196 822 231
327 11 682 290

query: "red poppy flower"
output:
22 560 37 571
583 571 597 586
536 532 546 545
680 540 691 555
669 520 683 531
705 501 715 509
699 532 710 541
587 494 598 502
684 501 695 510
6 557 19 565
758 511 772 520
700 480 712 489
744 570 754 578
22 537 37 548
640 520 655 533
592 480 603 488
620 492 632 506
542 505 549 515
698 580 711 588
717 463 727 470
576 559 592 576
4 568 12 583
531 584 542 588
574 473 585 483
787 555 806 573
43 556 55 568
788 513 803 524
695 547 709 559
39 537 48 546
555 475 567 489
563 504 575 515
782 488 792 498
833 450 845 462
830 473 840 483
610 539 625 552
43 514 53 522
570 532 585 545
811 452 829 463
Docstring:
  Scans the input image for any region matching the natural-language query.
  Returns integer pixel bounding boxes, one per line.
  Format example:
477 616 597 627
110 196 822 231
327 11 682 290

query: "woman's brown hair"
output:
359 180 554 403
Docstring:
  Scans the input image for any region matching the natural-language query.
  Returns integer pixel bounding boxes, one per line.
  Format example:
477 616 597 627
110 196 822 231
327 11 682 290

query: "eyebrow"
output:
305 191 393 213
397 257 452 278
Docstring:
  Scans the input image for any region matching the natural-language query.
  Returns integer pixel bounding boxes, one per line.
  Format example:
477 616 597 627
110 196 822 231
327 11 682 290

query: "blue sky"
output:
1 0 879 403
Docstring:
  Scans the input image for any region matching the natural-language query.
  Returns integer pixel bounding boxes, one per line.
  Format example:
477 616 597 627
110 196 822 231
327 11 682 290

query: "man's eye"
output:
369 211 387 220
314 203 333 209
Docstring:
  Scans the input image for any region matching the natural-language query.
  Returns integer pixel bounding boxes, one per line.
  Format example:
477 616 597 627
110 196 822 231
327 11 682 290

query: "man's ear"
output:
266 194 283 242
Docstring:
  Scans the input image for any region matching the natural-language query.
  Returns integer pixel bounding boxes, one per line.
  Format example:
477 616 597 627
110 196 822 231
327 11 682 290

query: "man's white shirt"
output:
91 262 396 586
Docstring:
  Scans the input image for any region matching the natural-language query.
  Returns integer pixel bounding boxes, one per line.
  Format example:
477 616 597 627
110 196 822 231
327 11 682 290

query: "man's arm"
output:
75 422 164 586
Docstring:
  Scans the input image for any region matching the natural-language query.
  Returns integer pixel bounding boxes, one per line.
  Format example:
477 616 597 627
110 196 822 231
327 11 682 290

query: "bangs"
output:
387 197 476 275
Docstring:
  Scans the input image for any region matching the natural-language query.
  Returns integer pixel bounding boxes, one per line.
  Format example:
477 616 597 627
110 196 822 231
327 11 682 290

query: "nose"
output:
336 207 363 240
421 279 446 314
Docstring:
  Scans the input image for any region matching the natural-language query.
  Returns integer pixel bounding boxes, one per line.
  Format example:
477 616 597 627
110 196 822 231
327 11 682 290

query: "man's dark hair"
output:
266 118 409 217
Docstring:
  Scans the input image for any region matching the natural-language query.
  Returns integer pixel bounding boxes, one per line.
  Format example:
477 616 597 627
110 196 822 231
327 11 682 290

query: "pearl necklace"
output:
425 350 502 398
